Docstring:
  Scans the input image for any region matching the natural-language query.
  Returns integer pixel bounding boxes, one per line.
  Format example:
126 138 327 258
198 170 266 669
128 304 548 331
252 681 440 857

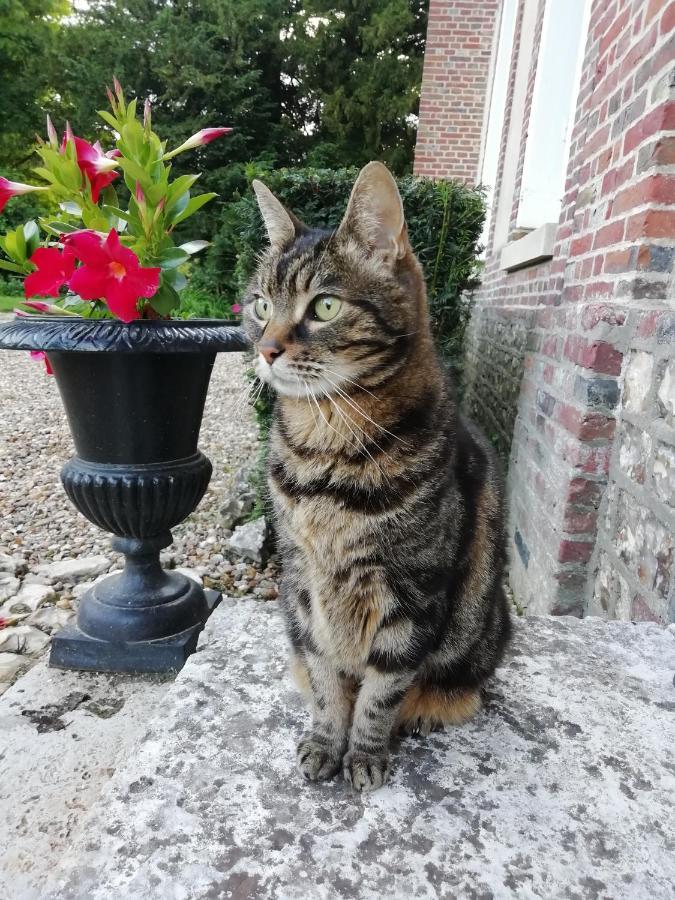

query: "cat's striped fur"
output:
242 163 511 792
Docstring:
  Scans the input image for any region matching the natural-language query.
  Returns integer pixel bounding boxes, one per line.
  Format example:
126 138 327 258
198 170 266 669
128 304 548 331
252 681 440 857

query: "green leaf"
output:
117 157 152 188
39 220 81 237
158 247 189 269
23 221 40 257
0 260 25 274
166 174 200 206
60 201 82 216
32 167 57 184
171 193 216 226
149 282 180 316
98 110 120 130
179 240 210 255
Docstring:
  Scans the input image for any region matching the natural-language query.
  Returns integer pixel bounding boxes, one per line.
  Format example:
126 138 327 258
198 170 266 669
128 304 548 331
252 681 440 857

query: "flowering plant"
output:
0 79 231 324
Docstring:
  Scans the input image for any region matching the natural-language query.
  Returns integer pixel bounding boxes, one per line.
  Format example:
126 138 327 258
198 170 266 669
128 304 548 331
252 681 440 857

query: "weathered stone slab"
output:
0 660 172 900
47 603 675 899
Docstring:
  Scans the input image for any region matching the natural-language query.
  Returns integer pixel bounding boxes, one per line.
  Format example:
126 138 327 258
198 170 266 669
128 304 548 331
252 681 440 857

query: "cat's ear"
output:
252 179 305 248
337 161 409 261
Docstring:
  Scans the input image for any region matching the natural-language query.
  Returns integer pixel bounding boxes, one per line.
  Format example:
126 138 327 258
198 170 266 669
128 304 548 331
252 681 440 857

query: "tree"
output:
52 0 309 201
0 0 68 170
286 0 428 173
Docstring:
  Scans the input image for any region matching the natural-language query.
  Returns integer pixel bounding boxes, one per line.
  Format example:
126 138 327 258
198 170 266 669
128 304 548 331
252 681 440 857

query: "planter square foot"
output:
49 589 221 674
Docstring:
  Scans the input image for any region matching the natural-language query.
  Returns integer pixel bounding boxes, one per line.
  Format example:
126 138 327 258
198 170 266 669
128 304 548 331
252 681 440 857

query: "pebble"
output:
0 625 51 656
27 605 75 634
40 556 111 583
228 518 270 565
0 573 20 603
0 652 26 682
5 583 56 613
0 553 17 574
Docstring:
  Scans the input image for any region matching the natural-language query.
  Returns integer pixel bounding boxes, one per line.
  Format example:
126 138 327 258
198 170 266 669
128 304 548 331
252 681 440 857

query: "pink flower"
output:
30 351 54 376
73 137 121 203
163 127 232 159
231 303 242 314
0 177 48 214
24 247 76 298
65 229 161 323
22 300 52 312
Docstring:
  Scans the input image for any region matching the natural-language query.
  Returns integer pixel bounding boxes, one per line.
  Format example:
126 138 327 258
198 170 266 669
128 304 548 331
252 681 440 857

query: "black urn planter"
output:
0 316 250 674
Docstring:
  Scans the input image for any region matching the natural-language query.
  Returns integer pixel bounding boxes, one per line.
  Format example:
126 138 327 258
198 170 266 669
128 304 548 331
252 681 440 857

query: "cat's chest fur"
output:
273 480 389 669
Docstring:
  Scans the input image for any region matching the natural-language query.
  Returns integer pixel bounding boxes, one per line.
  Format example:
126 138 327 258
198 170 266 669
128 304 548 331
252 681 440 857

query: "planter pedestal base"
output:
50 588 221 674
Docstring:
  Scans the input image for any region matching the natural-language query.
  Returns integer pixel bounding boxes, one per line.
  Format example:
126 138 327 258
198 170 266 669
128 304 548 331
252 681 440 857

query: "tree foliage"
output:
3 0 428 188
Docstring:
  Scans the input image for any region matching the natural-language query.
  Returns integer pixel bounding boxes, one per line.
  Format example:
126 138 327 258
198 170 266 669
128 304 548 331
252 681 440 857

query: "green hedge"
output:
193 165 486 367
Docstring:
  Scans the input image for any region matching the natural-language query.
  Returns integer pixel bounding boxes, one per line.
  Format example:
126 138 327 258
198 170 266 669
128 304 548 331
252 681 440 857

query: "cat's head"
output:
241 162 428 399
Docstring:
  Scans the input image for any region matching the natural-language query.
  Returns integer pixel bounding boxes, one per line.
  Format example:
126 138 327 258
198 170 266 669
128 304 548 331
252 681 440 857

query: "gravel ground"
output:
0 336 279 687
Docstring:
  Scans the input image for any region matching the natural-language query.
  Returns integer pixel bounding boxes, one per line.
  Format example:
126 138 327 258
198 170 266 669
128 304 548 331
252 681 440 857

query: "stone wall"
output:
414 0 500 181
424 0 675 621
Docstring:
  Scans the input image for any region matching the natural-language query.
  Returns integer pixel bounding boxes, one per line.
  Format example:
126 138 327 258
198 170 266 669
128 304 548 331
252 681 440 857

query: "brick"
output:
564 335 624 375
563 509 599 534
556 403 617 441
570 234 593 256
603 248 634 272
626 209 675 239
613 174 675 215
574 375 620 409
581 305 627 330
636 244 675 272
558 540 594 563
623 102 675 155
592 220 625 249
567 478 603 508
661 1 675 34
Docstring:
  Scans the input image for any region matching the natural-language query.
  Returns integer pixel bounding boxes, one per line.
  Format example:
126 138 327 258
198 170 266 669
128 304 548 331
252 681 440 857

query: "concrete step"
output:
0 651 172 899
38 600 675 900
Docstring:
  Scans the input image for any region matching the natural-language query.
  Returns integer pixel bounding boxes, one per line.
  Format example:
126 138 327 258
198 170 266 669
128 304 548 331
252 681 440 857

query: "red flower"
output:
73 137 121 203
24 247 76 298
0 177 48 214
65 229 160 323
30 351 54 376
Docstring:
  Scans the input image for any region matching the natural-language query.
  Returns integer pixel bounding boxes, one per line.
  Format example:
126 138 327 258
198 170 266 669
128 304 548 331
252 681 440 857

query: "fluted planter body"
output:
0 316 250 673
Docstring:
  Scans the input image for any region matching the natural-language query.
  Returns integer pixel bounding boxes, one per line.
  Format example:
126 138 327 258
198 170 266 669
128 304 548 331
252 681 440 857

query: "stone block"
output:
624 350 654 413
653 441 675 508
656 359 675 423
618 423 652 483
43 602 675 899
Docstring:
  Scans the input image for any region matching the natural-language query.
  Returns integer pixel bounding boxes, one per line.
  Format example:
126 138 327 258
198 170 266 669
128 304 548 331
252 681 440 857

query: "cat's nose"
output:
260 339 285 365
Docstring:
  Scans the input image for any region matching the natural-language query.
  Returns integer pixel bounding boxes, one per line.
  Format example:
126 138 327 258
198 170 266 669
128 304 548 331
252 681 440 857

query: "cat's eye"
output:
313 296 342 322
254 296 273 321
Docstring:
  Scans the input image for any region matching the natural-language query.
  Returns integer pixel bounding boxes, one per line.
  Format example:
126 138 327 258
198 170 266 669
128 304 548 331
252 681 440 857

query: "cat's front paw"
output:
296 737 343 782
343 750 390 793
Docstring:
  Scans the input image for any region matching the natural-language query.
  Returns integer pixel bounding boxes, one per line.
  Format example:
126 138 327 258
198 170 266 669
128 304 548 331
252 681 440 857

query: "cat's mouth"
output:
255 355 340 400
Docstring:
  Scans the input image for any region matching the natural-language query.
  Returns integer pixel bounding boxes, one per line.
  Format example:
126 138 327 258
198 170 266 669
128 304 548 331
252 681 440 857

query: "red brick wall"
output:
459 0 675 621
414 0 500 181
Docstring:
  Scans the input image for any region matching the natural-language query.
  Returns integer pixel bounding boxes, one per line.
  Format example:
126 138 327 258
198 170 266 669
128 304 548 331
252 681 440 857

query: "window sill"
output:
500 222 557 272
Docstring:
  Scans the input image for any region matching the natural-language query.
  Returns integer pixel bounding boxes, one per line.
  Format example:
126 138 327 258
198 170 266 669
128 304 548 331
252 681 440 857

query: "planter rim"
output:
0 316 251 354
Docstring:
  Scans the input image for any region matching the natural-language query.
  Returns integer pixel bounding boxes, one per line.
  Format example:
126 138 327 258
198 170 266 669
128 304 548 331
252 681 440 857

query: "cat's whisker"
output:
306 383 364 458
317 366 380 401
327 395 397 468
320 373 413 450
325 395 389 479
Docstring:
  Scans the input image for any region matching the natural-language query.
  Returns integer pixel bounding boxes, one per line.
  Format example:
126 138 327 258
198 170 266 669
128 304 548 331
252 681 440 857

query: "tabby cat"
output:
241 162 511 792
